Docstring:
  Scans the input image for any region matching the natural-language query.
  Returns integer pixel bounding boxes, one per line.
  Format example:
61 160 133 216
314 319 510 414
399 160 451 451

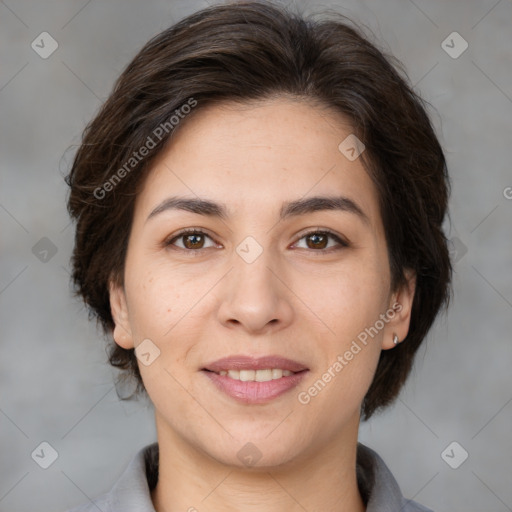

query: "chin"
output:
204 433 305 470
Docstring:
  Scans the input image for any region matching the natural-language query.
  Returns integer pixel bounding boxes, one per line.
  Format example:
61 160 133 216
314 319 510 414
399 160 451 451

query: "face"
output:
110 97 415 469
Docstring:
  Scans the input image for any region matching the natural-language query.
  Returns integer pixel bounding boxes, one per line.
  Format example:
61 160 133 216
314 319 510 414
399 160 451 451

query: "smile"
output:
209 368 295 381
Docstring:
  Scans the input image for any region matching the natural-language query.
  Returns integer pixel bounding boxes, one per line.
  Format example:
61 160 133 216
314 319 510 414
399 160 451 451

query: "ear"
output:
382 268 416 350
109 279 134 349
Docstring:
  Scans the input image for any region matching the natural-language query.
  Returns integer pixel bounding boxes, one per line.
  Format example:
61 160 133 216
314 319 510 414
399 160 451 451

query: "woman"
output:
65 1 451 510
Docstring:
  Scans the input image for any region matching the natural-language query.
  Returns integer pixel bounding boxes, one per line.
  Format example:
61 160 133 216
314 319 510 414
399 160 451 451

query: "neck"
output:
150 414 365 512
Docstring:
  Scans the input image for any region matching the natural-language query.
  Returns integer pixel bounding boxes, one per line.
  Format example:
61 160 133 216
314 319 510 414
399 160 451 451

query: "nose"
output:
216 243 294 335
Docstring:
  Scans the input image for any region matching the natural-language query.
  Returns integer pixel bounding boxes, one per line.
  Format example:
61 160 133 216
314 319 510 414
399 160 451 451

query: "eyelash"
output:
164 228 349 254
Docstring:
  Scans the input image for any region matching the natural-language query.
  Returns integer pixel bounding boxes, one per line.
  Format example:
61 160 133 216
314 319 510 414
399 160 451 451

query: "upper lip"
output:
202 355 309 373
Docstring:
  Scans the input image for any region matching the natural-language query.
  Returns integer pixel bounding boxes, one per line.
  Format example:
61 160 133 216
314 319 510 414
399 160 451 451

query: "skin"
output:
109 96 416 512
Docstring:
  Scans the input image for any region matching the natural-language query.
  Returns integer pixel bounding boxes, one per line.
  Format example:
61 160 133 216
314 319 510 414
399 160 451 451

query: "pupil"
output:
186 234 202 248
309 233 326 249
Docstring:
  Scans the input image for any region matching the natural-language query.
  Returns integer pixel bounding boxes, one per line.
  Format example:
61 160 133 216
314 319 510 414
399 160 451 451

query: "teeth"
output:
272 369 283 379
255 369 272 382
239 370 255 381
217 369 294 381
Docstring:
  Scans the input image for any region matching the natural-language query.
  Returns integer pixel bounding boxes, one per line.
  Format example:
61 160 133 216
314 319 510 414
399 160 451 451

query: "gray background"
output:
1 0 511 511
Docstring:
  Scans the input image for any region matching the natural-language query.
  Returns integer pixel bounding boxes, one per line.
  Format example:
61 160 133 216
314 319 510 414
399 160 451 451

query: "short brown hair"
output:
66 1 452 419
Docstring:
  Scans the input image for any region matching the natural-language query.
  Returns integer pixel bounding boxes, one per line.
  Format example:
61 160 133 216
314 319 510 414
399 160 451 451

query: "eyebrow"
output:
146 195 370 225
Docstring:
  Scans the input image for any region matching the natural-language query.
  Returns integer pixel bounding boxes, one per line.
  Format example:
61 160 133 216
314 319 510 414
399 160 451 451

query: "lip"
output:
201 355 309 404
202 355 308 373
202 370 309 404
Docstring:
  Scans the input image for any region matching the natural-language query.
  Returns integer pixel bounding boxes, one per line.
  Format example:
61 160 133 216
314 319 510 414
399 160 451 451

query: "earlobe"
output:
109 280 134 349
382 269 416 350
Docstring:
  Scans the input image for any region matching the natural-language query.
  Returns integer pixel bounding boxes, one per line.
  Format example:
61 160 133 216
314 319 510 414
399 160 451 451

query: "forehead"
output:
136 97 382 230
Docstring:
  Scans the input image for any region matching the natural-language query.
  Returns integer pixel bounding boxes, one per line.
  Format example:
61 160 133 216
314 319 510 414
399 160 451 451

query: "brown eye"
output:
305 232 329 249
165 228 348 253
294 230 349 252
165 230 217 250
182 233 205 249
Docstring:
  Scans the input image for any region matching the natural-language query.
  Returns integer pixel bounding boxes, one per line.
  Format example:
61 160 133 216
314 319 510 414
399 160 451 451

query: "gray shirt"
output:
66 442 434 511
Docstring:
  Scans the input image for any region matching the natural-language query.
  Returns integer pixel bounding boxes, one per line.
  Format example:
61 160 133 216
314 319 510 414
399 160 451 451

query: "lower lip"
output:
202 370 309 404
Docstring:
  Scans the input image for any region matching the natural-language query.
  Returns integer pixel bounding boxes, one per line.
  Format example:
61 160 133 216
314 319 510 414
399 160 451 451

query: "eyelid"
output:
164 227 349 252
164 227 220 249
291 227 350 251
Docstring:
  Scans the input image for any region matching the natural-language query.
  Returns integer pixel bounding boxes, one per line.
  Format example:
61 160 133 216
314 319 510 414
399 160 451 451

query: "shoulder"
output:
65 494 110 512
400 498 434 512
62 442 158 512
357 442 435 512
401 499 435 512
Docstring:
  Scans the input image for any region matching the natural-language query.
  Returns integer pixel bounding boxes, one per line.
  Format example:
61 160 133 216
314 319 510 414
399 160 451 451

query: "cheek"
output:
124 257 210 368
124 262 198 406
297 255 388 403
124 250 191 332
125 271 174 339
301 259 389 343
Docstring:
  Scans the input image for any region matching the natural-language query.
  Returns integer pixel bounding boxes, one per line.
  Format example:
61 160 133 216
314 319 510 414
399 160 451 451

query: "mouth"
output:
201 355 309 404
202 367 304 381
201 355 309 381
